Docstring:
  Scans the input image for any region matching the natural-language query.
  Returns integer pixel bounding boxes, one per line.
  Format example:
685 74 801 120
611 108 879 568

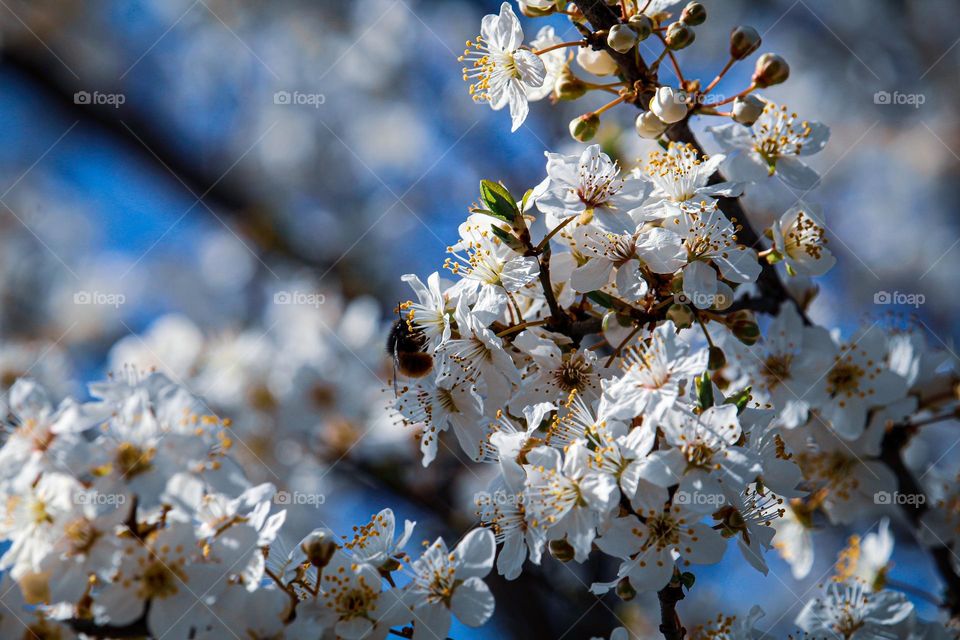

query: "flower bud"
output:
732 318 761 346
666 302 694 328
649 86 688 124
518 0 558 17
664 22 695 50
708 345 726 370
635 110 669 139
576 47 618 76
729 26 761 60
607 24 639 53
549 538 576 562
565 3 584 22
556 64 588 100
301 531 338 569
752 53 790 88
569 113 600 142
627 14 653 41
680 1 706 26
732 94 765 126
616 577 637 601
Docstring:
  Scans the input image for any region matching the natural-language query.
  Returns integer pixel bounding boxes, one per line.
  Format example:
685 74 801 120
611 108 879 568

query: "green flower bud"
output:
607 24 639 53
569 113 600 142
665 22 696 50
753 53 790 88
680 1 706 26
708 346 726 370
729 26 761 60
549 538 576 562
666 303 695 329
627 14 653 41
556 64 588 100
616 577 637 601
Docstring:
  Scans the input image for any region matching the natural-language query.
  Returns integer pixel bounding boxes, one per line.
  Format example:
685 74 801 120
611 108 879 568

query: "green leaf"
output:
724 386 752 413
696 371 713 410
479 180 519 223
520 188 534 213
587 291 616 309
489 224 525 252
680 571 696 590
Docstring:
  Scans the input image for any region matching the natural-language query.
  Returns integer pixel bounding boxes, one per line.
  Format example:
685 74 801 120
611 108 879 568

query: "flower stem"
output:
703 57 735 94
533 40 586 56
536 215 578 253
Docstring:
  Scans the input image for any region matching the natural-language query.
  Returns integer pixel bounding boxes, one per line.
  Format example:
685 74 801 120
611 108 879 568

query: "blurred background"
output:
0 0 957 637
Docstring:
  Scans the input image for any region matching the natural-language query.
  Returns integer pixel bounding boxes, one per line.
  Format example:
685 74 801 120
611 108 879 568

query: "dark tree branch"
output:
881 422 960 617
657 582 687 640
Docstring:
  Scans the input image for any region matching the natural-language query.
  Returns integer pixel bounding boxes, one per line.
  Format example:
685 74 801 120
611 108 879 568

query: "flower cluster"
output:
0 373 496 638
387 0 960 637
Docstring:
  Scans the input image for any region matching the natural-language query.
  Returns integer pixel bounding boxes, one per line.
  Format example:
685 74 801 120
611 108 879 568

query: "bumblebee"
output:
386 308 433 383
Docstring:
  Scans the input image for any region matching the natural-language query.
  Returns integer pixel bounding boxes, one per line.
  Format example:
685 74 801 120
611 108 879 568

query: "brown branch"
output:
880 422 960 617
657 582 687 640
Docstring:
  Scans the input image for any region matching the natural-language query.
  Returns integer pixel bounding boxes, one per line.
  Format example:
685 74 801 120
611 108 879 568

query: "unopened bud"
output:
301 531 338 569
666 303 695 329
549 538 576 562
569 113 600 142
708 346 726 370
616 577 637 601
518 0 558 17
627 14 653 41
729 26 761 60
680 1 706 26
576 47 618 76
635 110 669 139
649 86 688 124
732 318 761 345
732 94 765 126
607 24 639 53
753 53 790 88
556 64 588 100
565 3 584 22
665 22 695 50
